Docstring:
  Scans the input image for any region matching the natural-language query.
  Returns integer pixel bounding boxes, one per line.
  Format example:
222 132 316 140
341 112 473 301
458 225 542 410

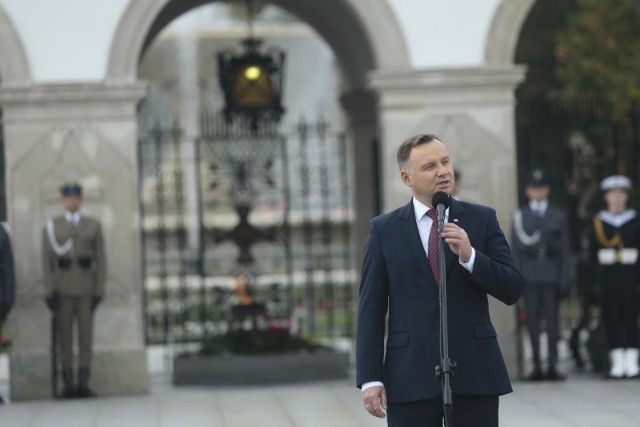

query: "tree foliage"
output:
515 0 578 100
555 0 640 116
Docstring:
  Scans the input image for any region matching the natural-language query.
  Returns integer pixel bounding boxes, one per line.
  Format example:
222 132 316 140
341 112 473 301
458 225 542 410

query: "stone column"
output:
368 65 526 377
340 90 380 265
0 82 149 400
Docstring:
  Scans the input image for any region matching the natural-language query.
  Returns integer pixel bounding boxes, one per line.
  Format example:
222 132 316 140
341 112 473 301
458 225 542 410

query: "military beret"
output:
60 182 82 196
525 169 549 187
600 175 632 192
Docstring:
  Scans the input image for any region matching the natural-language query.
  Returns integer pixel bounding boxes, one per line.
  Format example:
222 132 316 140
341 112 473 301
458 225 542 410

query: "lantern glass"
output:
232 64 274 108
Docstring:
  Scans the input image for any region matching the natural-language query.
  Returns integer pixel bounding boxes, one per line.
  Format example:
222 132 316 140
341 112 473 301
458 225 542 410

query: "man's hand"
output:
442 222 472 262
362 385 387 418
45 293 58 312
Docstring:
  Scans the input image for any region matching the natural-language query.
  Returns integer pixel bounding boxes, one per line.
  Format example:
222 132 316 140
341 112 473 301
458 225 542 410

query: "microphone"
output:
431 191 451 229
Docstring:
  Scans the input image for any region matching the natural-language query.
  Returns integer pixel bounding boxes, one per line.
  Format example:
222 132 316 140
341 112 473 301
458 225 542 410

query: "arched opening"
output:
137 2 354 346
510 0 640 379
107 0 410 351
107 0 409 88
0 5 31 221
514 0 640 223
0 5 31 86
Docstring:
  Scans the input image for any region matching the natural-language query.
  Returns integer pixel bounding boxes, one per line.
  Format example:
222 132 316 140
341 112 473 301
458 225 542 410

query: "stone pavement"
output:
0 371 640 426
1 342 640 426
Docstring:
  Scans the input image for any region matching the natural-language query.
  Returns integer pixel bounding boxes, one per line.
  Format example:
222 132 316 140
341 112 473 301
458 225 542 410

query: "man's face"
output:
62 195 82 213
400 139 454 207
604 189 628 214
525 185 550 202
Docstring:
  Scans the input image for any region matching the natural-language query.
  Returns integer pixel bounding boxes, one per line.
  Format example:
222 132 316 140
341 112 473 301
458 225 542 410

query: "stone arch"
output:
106 0 410 90
0 3 31 85
106 0 407 292
485 0 536 65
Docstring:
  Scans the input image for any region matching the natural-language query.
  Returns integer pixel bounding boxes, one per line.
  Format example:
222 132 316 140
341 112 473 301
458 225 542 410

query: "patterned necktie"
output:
426 209 440 281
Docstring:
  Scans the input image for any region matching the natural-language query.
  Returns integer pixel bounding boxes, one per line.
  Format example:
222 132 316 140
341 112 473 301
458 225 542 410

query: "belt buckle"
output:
537 245 547 258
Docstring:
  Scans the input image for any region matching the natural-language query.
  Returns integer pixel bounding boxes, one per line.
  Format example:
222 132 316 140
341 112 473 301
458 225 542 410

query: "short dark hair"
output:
397 133 441 171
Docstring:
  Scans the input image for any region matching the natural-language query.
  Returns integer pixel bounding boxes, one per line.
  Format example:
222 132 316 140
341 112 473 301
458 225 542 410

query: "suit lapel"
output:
56 216 71 238
523 207 541 232
399 202 435 290
445 199 465 274
399 201 439 290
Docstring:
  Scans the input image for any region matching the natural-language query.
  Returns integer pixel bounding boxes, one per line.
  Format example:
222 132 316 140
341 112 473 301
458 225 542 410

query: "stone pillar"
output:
340 90 380 264
368 65 526 378
0 82 150 400
341 90 379 365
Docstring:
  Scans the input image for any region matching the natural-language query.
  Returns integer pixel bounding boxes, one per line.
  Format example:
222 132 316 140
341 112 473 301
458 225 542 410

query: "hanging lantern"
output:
216 1 285 126
218 38 285 123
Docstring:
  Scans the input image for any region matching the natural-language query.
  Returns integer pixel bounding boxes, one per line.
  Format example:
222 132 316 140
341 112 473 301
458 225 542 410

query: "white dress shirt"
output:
528 199 548 217
64 211 82 225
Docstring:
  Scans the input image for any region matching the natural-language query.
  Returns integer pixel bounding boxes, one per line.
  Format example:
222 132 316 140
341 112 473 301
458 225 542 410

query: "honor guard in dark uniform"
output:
42 183 106 398
0 223 15 404
589 175 640 378
511 169 571 381
0 223 15 329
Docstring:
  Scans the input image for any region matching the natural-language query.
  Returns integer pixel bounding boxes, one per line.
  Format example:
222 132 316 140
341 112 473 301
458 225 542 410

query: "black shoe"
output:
525 369 544 381
62 368 76 399
76 386 97 398
546 368 566 381
77 367 97 398
62 387 76 399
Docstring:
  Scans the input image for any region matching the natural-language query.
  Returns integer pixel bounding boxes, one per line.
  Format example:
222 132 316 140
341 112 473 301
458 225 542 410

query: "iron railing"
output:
138 114 356 345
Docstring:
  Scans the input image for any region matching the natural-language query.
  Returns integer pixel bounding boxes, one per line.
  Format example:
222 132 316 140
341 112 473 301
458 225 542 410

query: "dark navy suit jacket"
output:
356 198 524 404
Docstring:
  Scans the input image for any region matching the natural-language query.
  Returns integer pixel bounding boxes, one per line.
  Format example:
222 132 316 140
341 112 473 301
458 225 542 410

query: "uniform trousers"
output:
602 278 639 349
524 283 560 369
387 394 499 427
57 295 94 369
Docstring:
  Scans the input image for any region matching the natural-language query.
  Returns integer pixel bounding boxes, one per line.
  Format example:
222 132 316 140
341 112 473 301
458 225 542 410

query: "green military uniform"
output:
42 183 106 398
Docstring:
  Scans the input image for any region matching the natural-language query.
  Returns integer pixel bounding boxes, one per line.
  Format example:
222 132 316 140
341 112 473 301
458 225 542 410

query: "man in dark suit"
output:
0 223 15 404
511 169 570 381
0 223 15 331
356 133 524 426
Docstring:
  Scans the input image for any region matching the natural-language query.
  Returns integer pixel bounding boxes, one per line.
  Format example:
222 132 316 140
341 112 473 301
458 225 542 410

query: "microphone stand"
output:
435 210 456 427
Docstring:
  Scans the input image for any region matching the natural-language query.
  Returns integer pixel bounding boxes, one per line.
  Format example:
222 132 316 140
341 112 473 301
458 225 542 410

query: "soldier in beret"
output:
511 169 571 381
589 175 640 378
42 183 106 398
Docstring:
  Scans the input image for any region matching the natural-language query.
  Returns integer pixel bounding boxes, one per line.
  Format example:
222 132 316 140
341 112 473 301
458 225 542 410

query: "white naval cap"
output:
600 175 632 192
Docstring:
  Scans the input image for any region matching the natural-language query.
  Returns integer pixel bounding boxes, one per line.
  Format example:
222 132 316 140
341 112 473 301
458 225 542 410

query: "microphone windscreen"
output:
432 191 450 209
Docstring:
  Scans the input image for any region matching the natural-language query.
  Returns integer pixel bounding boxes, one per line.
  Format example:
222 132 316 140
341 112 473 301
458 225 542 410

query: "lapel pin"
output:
453 219 459 223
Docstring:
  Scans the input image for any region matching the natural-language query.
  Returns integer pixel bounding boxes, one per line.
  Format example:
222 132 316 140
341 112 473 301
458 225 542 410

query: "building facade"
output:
0 0 536 399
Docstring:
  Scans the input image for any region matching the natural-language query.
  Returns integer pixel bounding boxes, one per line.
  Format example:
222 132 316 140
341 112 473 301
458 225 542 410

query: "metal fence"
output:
516 98 640 210
138 114 356 345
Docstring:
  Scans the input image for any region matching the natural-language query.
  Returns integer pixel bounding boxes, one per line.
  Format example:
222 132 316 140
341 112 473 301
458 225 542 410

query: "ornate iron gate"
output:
517 98 640 207
138 114 355 345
